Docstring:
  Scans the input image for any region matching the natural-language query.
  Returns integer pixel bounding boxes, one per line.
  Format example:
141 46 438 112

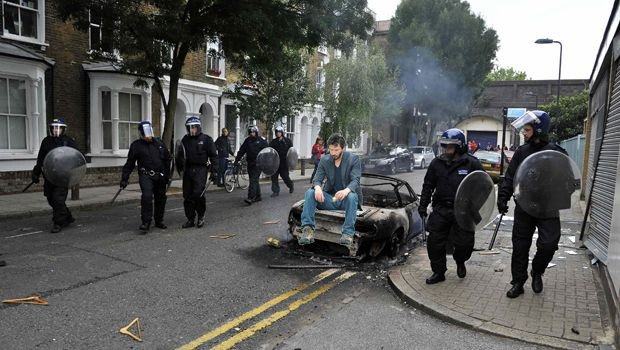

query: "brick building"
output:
0 1 327 194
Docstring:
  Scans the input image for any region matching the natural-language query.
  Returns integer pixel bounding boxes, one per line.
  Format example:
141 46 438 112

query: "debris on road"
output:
564 250 578 255
263 220 280 225
2 294 49 306
119 318 142 342
547 263 557 268
267 237 281 248
479 251 500 255
268 264 348 269
342 297 354 304
571 327 580 335
568 236 576 243
209 234 236 239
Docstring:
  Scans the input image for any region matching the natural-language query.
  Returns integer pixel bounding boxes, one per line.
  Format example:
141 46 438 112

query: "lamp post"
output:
525 91 539 108
535 38 562 104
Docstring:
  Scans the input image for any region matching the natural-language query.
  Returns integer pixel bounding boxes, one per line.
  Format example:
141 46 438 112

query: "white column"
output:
212 114 219 138
89 85 100 152
235 115 241 151
111 90 120 154
38 76 46 150
30 78 40 152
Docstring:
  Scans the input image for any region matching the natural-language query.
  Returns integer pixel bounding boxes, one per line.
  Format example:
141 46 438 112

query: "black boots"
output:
425 273 446 285
531 272 544 293
289 184 294 193
51 224 62 233
182 220 195 229
154 222 167 229
457 262 467 278
506 283 525 298
139 222 150 234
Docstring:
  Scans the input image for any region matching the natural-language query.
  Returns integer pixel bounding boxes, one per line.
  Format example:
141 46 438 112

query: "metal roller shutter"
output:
586 60 620 263
586 73 608 199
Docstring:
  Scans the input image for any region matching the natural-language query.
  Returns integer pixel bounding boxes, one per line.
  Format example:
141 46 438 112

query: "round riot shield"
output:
514 150 581 218
175 140 186 177
257 147 280 176
454 170 496 232
42 146 87 188
286 147 299 170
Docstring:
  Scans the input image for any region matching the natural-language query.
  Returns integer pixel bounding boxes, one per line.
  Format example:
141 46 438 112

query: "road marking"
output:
166 207 185 212
211 271 356 350
176 269 340 350
5 231 43 239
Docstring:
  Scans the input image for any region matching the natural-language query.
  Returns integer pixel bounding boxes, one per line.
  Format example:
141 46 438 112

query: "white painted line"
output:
5 231 43 239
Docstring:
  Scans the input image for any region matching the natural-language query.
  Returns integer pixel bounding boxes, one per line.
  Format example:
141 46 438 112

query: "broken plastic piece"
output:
119 318 142 342
2 294 49 305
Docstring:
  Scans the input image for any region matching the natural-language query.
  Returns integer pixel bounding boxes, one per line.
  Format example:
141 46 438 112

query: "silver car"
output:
409 146 435 169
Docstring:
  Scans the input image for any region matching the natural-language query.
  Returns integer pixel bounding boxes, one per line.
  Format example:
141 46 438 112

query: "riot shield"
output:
42 146 87 188
175 140 186 177
257 147 280 176
514 150 581 218
286 147 299 170
454 170 496 232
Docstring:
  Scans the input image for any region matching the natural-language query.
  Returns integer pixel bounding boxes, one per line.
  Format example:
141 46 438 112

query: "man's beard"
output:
332 153 342 161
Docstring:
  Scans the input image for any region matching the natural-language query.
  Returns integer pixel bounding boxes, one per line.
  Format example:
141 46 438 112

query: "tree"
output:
540 90 588 142
486 67 527 81
321 42 404 143
54 0 374 148
228 49 310 136
387 0 498 145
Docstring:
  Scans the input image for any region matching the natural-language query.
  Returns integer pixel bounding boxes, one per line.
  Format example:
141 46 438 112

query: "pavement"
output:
0 170 312 221
388 192 615 350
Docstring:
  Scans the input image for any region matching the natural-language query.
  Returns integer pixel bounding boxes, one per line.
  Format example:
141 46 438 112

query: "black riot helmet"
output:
185 116 202 136
248 125 259 138
48 118 67 137
275 125 285 138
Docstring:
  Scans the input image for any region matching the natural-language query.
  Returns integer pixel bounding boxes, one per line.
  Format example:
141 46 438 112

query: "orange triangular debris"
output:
2 294 49 305
119 318 142 342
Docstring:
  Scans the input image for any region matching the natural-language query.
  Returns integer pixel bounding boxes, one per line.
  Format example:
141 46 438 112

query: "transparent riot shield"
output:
454 170 496 232
42 146 87 188
257 147 280 176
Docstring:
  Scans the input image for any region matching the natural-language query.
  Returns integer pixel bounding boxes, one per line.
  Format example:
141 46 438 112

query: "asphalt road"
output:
0 169 545 349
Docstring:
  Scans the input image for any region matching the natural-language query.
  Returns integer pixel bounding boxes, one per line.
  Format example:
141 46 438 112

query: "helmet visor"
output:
51 125 65 137
439 138 462 146
511 111 539 130
141 124 154 138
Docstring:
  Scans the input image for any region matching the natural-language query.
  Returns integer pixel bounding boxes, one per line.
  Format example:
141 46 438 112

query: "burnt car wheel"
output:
387 229 403 258
420 160 426 169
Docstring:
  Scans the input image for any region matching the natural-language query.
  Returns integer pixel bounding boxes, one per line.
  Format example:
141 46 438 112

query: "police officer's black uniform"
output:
235 130 268 204
121 137 171 232
215 132 234 186
269 136 294 196
419 152 483 282
498 140 567 296
181 132 217 228
32 134 78 232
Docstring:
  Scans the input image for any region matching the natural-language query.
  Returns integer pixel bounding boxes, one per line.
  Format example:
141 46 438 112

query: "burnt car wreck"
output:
288 173 424 258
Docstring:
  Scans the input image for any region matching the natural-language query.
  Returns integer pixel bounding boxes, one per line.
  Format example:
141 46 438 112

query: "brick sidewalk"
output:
389 197 614 349
0 170 311 220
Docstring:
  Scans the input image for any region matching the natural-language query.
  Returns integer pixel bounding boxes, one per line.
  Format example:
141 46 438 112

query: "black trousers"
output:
426 206 475 274
271 163 293 194
139 174 167 225
511 204 561 284
183 165 207 221
247 163 261 200
44 180 73 226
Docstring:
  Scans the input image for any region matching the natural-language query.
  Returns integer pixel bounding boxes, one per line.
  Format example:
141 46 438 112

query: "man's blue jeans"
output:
301 188 358 236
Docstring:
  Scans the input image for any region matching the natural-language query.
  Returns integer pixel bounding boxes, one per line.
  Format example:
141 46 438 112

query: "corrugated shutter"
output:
586 73 609 199
586 60 620 263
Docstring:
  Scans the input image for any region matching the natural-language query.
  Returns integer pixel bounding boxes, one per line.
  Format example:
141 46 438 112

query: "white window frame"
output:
116 91 142 150
0 76 28 151
1 0 46 45
88 9 102 52
206 39 225 79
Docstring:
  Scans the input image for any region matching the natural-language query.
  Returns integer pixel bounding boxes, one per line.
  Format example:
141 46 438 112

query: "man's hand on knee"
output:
314 186 325 203
334 188 351 201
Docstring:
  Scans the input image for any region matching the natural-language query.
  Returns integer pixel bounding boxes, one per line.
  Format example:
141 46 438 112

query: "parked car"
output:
288 173 424 258
409 146 435 169
362 145 415 174
473 150 509 183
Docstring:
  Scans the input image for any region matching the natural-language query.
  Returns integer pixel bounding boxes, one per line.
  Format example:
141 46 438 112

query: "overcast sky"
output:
367 0 613 80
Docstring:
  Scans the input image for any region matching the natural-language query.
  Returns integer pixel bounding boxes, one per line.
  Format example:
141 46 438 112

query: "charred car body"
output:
288 173 424 258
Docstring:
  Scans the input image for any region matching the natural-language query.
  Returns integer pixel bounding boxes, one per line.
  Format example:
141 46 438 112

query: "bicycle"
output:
224 159 249 193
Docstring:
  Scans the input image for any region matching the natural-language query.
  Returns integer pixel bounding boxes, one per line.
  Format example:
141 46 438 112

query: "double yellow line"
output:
177 269 356 350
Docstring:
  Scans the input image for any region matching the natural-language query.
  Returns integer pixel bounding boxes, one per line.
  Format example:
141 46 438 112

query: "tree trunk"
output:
161 44 190 150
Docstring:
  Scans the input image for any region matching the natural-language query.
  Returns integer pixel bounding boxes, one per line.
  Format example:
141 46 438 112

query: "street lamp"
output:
535 38 562 104
525 91 539 108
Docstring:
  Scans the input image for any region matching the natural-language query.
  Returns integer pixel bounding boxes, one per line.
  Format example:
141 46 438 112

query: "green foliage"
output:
322 42 404 142
540 90 588 142
387 0 498 121
486 67 527 81
54 0 374 147
228 49 310 134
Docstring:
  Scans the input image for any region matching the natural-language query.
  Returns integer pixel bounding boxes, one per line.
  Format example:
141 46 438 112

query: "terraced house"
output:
0 1 326 194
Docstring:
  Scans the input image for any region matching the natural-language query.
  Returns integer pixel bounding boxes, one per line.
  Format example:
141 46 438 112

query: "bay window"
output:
0 77 27 150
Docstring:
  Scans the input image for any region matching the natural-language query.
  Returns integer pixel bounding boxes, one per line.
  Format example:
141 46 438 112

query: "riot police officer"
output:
419 128 484 284
235 126 268 205
120 121 171 233
498 110 568 298
269 126 294 197
32 118 79 233
180 117 217 228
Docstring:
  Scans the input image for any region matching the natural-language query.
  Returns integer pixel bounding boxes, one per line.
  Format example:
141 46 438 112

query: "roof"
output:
0 39 54 66
82 62 122 72
374 20 391 33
